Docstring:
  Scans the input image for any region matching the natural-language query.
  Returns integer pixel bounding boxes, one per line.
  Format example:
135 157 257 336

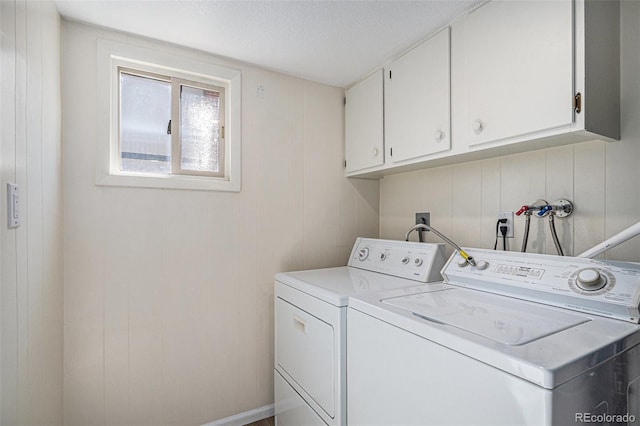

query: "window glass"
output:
119 72 172 174
179 84 223 174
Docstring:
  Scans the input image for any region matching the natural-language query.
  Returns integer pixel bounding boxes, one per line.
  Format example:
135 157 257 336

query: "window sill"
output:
96 172 241 192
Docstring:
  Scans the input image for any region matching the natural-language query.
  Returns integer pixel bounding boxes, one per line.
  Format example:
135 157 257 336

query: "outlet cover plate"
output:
497 211 514 238
415 212 430 227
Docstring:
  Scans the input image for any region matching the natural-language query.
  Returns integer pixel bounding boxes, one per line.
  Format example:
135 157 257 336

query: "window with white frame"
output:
97 39 241 191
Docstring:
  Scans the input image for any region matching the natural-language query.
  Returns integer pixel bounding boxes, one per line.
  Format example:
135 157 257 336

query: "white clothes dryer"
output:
274 238 446 426
348 248 640 426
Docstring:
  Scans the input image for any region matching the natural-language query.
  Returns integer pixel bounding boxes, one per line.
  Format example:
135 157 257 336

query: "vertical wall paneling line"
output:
39 0 46 360
302 80 308 266
159 200 168 424
287 82 293 272
544 146 574 255
102 186 107 426
543 149 549 254
301 84 308 268
15 0 28 420
603 142 608 259
24 1 31 415
27 1 45 418
571 148 580 256
480 159 496 249
0 0 3 419
1 0 18 422
497 160 502 247
450 166 454 243
334 90 342 265
127 187 131 424
289 79 305 272
603 144 608 259
571 143 576 256
498 159 502 226
480 162 486 247
499 158 503 210
574 142 606 257
333 136 339 265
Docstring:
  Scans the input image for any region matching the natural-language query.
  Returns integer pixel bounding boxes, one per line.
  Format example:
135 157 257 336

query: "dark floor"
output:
244 416 275 426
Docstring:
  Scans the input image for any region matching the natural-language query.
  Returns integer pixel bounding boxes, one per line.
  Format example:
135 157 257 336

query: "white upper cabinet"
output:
344 0 619 178
456 1 573 146
386 28 451 164
452 0 619 153
345 69 384 174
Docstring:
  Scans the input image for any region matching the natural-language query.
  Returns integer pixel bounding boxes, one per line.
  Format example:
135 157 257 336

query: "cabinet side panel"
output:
584 0 620 140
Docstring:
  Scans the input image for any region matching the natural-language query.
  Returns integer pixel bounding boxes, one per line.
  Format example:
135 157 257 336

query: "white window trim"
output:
97 39 241 191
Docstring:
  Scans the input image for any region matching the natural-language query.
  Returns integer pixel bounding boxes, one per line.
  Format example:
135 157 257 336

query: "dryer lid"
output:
276 266 424 307
382 287 590 345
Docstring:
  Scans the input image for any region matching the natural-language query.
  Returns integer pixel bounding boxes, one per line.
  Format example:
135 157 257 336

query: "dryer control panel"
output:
348 238 446 283
442 248 640 323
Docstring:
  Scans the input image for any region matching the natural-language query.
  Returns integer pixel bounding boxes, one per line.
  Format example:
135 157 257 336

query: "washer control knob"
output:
476 260 489 270
414 258 423 267
379 252 387 261
457 258 469 267
401 256 410 265
357 247 369 261
576 268 605 291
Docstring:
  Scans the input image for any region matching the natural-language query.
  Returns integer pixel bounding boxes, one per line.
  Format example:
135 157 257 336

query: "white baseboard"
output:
201 404 275 426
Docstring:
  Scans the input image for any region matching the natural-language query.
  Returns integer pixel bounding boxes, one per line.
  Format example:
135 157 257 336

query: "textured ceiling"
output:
54 0 483 87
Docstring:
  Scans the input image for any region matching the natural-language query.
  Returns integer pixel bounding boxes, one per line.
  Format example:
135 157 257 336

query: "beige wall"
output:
61 21 379 426
12 2 636 426
381 0 640 263
0 1 63 425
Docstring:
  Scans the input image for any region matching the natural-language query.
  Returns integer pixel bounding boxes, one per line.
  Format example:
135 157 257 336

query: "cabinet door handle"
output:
372 147 379 157
472 120 483 134
433 130 445 142
293 315 307 333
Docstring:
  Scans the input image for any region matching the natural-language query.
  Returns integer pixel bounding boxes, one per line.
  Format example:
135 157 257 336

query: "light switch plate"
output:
7 183 20 228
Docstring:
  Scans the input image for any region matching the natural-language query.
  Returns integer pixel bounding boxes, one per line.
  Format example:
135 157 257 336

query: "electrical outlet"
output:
497 211 514 238
415 212 430 227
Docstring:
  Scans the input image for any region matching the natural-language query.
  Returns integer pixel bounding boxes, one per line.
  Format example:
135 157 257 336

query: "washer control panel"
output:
348 238 446 283
442 248 640 322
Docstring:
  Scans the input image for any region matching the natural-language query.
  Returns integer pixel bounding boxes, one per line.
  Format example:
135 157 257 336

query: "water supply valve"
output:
537 205 553 217
537 199 574 217
517 200 549 217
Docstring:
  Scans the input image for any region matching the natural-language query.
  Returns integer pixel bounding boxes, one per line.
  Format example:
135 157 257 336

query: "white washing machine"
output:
274 238 446 426
348 248 640 425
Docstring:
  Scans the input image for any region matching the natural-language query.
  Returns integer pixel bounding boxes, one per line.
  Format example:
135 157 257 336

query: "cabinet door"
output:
386 27 450 164
345 69 384 174
461 0 574 146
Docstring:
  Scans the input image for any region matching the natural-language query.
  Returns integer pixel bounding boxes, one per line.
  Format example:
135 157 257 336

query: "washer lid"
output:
383 288 589 345
350 283 640 389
